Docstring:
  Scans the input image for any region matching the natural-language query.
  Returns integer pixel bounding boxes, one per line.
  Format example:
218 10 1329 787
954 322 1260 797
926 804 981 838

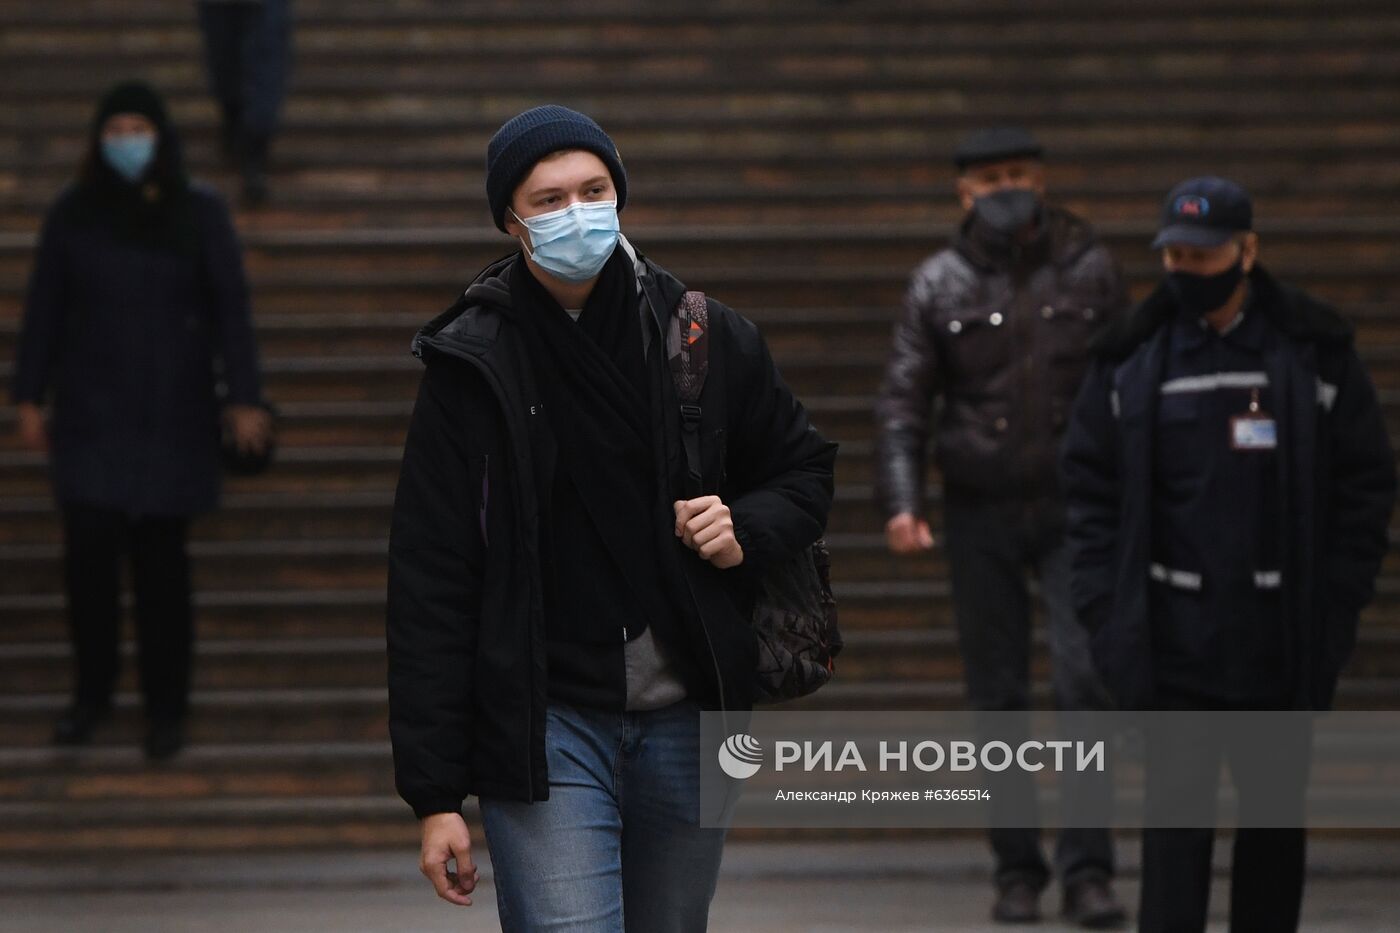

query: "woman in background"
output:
10 81 269 760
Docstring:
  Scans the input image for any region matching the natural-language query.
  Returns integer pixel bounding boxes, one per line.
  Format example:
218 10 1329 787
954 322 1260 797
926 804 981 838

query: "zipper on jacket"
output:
479 454 490 547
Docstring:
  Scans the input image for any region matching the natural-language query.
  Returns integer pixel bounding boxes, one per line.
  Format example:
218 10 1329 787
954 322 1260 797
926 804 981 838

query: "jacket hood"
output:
1093 263 1354 362
410 253 516 359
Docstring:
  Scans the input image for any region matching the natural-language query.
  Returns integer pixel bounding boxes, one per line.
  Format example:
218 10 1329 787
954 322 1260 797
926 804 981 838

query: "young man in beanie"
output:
1061 177 1395 932
874 127 1129 926
386 105 836 930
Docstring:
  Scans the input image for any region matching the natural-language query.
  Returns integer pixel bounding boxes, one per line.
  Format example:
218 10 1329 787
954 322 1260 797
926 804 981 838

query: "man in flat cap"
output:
1061 177 1395 931
874 127 1129 925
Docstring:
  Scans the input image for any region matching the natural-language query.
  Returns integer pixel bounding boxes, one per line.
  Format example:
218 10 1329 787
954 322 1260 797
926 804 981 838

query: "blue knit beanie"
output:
485 105 628 232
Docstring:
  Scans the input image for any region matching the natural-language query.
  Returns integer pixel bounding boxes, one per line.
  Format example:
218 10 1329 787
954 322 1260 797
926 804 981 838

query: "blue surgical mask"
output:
101 134 157 183
512 200 620 282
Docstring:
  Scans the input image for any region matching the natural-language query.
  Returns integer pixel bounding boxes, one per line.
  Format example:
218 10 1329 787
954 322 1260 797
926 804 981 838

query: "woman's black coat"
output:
12 184 263 515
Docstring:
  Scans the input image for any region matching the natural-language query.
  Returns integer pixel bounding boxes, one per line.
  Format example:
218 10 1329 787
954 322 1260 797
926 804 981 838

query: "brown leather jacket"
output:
874 207 1128 517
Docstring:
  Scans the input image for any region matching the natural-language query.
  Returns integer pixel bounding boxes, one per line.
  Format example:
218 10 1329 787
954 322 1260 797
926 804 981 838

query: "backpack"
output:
667 290 842 703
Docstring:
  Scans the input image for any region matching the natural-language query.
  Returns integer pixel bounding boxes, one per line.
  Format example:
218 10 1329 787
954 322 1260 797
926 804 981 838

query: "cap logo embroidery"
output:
1174 195 1210 218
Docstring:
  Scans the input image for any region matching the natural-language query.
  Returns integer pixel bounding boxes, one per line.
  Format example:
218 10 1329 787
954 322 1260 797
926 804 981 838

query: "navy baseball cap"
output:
1151 176 1253 249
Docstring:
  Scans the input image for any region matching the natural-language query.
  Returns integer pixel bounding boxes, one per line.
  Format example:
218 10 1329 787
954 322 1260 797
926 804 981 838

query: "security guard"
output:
1062 177 1396 932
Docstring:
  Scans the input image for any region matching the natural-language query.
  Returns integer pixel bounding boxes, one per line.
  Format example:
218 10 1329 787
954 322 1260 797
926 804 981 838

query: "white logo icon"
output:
718 733 764 780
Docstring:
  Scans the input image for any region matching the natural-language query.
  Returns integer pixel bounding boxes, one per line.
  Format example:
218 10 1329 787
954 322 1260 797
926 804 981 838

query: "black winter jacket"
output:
874 207 1127 515
1061 266 1395 710
386 243 837 817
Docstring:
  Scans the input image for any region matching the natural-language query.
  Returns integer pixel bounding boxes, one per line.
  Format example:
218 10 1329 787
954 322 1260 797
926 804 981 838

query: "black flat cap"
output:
953 126 1044 171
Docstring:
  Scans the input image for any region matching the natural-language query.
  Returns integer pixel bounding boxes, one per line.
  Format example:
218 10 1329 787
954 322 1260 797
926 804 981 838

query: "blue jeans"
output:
479 699 727 933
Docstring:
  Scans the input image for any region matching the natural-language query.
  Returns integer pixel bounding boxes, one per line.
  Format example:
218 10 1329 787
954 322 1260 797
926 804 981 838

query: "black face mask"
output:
971 188 1041 235
1166 259 1245 317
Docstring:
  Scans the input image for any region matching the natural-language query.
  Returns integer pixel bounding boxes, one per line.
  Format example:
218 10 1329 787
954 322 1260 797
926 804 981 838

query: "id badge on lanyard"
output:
1231 387 1277 451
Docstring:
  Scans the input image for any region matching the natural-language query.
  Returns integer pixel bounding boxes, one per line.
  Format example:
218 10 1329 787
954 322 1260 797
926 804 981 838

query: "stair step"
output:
0 794 410 829
13 126 1400 179
0 812 417 854
0 537 392 594
6 11 1399 63
7 0 1395 25
5 218 1400 252
12 311 1400 366
11 348 1400 402
10 626 1400 697
0 741 394 803
10 59 1400 105
0 637 390 695
6 155 1400 201
10 90 1400 137
7 266 1399 322
0 687 390 747
4 673 1397 742
6 478 1400 541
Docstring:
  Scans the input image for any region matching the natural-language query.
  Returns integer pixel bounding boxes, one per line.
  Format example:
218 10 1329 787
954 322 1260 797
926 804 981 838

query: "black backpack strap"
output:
668 291 709 497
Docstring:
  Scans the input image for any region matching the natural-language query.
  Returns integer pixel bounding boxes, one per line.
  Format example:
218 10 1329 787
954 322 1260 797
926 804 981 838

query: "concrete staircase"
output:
2 0 1399 852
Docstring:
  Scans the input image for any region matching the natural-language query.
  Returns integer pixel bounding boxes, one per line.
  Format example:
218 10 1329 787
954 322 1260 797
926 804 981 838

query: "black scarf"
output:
502 248 676 646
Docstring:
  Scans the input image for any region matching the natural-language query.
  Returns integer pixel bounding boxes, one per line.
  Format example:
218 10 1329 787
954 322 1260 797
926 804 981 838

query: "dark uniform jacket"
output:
1061 265 1395 710
874 207 1127 518
386 245 837 816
